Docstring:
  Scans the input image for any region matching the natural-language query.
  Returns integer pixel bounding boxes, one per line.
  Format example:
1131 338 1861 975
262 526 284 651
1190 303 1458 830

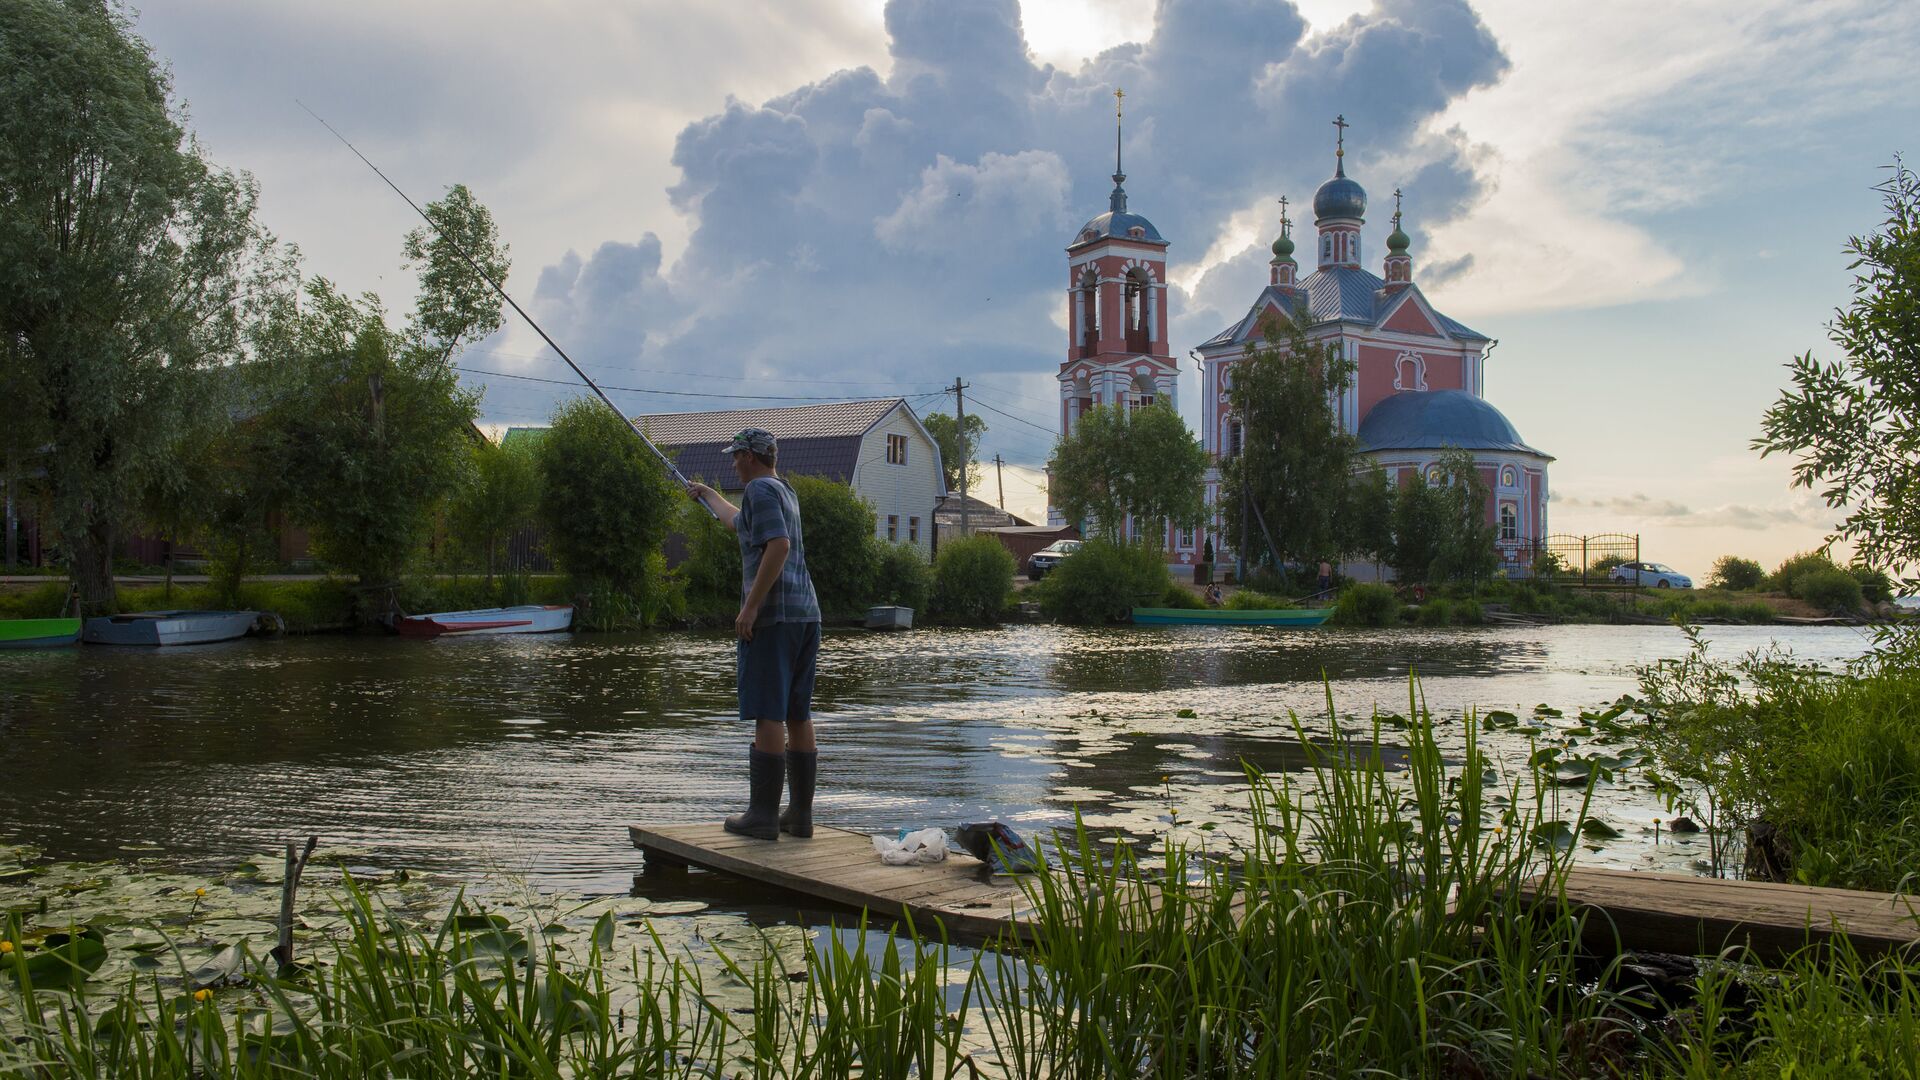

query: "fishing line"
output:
296 101 717 518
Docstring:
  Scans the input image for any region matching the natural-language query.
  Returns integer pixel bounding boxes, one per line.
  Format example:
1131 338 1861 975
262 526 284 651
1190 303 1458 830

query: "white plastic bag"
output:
872 827 948 866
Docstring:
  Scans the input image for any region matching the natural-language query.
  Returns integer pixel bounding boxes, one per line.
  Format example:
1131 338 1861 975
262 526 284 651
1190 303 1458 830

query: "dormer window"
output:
1128 226 1146 238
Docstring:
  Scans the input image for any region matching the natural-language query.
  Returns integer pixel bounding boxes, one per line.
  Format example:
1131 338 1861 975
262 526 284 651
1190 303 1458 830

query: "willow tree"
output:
1048 401 1207 544
1 0 275 609
1218 314 1357 575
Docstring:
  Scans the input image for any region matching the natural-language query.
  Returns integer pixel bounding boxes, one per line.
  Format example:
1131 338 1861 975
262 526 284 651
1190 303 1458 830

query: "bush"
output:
1454 598 1484 625
538 398 679 594
788 475 879 619
871 542 932 612
1708 555 1766 591
677 501 742 620
1331 583 1401 627
1032 539 1170 624
1589 554 1628 577
1850 564 1895 604
928 535 1014 623
1225 588 1292 611
1416 597 1454 626
1769 550 1843 597
1736 600 1778 624
1157 583 1206 609
0 581 69 619
1797 568 1864 613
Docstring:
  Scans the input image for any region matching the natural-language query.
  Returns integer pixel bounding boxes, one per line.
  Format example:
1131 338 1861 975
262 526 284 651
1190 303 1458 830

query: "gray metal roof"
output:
1070 210 1166 247
1198 267 1485 347
1355 389 1550 458
635 398 904 490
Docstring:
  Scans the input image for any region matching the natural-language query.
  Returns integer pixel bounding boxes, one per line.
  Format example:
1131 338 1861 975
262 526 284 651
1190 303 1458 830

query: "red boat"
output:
393 604 575 638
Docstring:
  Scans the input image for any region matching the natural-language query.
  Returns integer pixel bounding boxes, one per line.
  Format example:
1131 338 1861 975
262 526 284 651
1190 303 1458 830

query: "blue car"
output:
1609 561 1693 589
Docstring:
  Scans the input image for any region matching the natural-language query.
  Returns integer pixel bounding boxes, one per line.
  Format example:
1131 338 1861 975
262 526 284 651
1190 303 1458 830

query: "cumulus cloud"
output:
519 0 1509 444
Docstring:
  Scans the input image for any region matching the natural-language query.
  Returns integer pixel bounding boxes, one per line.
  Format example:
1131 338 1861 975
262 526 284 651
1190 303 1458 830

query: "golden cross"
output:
1277 194 1290 229
1114 87 1125 119
1393 187 1403 225
1333 114 1348 156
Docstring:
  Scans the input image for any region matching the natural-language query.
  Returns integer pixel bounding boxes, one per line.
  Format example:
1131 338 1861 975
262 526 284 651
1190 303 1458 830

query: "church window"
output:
886 433 908 465
1501 466 1516 488
1500 503 1518 542
1080 268 1100 351
909 516 920 543
1124 267 1151 351
886 515 899 542
1229 422 1243 457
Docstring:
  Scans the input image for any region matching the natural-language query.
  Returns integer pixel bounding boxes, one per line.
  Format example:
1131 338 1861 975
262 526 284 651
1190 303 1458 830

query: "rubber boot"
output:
724 747 783 841
779 750 817 838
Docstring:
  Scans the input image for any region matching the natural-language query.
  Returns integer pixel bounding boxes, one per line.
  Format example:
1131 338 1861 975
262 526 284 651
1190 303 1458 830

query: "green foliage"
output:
1032 539 1170 624
538 397 679 598
1224 588 1292 610
928 535 1015 623
1634 632 1920 890
1737 600 1779 624
1797 567 1863 613
1769 550 1843 596
400 184 508 360
870 542 932 613
1342 465 1397 566
1590 553 1628 577
788 475 878 619
1331 583 1402 626
0 582 71 619
1850 563 1895 604
447 436 541 581
921 411 985 494
1218 315 1357 568
1416 597 1454 626
1 0 279 609
1156 584 1206 609
677 499 742 620
1429 449 1500 585
1388 472 1444 583
1707 555 1765 591
1047 402 1208 543
1757 161 1920 597
1454 598 1485 624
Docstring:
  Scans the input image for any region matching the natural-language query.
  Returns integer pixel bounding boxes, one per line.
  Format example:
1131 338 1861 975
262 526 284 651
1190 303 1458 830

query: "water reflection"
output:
0 622 1874 897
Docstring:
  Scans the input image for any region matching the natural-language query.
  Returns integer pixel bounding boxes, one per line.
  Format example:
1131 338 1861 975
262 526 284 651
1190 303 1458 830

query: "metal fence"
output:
1516 533 1641 584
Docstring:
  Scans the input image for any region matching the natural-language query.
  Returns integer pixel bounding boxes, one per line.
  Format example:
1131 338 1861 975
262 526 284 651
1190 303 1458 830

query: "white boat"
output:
82 610 260 647
394 604 574 638
864 606 914 630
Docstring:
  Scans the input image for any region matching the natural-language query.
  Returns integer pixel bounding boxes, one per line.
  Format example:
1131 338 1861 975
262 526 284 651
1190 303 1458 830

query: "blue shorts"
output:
737 621 820 724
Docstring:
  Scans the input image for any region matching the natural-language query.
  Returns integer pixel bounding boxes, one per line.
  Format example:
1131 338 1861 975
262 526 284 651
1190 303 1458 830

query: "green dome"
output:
1270 232 1295 259
1387 225 1410 252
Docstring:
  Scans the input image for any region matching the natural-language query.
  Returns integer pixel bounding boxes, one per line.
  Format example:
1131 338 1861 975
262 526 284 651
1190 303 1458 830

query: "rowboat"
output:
82 610 260 646
0 617 83 649
394 604 574 638
864 606 914 630
1131 607 1334 627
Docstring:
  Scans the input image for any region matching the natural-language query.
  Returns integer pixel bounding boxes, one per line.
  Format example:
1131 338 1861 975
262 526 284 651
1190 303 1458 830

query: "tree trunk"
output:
164 534 175 599
70 519 117 613
485 535 495 588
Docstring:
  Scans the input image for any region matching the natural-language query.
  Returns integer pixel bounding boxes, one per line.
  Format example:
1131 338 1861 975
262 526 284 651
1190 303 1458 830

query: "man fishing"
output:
686 428 821 841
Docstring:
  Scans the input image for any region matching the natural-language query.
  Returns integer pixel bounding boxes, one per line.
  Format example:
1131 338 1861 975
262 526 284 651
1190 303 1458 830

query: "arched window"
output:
1500 503 1518 541
1130 372 1157 411
1124 267 1151 351
1500 466 1517 488
1079 268 1099 353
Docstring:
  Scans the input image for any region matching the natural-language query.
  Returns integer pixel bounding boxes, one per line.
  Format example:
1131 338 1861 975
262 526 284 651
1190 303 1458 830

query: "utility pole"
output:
994 454 1005 511
952 377 971 537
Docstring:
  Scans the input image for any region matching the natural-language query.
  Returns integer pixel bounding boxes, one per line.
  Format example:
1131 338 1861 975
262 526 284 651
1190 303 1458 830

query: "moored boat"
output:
394 604 574 638
1131 607 1334 627
82 610 260 646
864 606 914 630
0 617 83 649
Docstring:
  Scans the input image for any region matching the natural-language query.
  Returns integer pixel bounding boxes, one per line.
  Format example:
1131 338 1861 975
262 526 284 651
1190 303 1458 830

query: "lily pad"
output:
7 927 109 990
1579 819 1623 840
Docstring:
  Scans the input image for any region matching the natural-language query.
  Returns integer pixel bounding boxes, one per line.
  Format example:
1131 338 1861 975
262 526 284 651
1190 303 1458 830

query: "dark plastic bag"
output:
954 821 1045 874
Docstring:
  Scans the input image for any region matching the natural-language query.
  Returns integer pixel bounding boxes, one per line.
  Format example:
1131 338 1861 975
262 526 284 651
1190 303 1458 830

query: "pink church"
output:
1046 113 1551 576
1195 125 1551 576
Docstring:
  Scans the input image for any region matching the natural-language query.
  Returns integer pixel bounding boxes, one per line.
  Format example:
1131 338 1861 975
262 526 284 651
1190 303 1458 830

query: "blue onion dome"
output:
1071 210 1165 246
1314 167 1367 221
1271 230 1295 259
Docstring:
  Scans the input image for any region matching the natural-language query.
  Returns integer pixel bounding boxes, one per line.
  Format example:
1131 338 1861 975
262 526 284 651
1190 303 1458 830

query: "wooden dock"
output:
630 823 1040 942
1511 867 1920 964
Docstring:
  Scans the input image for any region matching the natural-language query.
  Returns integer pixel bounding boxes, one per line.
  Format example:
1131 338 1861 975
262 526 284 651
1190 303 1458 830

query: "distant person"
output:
686 428 821 842
1205 582 1223 607
1318 560 1333 595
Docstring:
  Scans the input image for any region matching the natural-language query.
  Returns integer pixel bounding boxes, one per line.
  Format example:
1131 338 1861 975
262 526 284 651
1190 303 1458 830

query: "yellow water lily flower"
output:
194 887 207 897
193 989 212 1002
0 940 13 954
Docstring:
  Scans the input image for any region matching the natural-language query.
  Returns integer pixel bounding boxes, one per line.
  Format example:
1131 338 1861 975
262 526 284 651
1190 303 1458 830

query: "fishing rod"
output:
296 101 717 519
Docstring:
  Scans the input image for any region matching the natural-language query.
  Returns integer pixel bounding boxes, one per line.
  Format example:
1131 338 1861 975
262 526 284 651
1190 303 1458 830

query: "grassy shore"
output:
5 695 1917 1078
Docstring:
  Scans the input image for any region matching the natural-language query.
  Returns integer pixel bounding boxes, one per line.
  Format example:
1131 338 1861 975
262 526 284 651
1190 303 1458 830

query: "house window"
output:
886 433 908 465
887 515 899 542
908 516 919 543
1500 503 1518 542
1179 526 1195 549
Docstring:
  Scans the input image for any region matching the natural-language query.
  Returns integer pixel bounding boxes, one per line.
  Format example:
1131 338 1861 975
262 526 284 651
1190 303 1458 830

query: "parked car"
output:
1027 540 1083 580
1609 561 1693 589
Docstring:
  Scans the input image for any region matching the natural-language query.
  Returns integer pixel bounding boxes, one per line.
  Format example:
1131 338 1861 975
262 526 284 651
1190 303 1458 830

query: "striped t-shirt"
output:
736 476 821 627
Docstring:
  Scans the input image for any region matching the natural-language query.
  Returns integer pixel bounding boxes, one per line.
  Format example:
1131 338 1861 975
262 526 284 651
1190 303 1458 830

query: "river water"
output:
0 623 1875 904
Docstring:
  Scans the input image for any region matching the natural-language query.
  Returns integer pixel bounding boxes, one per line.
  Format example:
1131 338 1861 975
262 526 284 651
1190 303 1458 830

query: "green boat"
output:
1131 607 1334 627
0 617 83 649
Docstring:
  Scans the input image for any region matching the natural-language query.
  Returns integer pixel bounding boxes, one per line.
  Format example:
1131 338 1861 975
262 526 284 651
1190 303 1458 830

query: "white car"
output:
1609 561 1693 589
1027 540 1083 580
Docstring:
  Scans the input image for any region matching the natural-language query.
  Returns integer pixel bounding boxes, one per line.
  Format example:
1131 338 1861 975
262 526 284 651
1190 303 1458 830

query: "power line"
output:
455 365 913 403
462 346 947 392
966 396 1058 437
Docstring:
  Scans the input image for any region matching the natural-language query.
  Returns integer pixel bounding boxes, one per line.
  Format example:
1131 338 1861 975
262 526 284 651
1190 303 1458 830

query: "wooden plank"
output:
1506 866 1920 964
630 822 1058 944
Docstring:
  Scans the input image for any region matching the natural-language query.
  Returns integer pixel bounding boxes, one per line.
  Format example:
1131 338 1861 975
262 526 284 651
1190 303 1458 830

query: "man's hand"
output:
686 481 714 503
735 604 758 641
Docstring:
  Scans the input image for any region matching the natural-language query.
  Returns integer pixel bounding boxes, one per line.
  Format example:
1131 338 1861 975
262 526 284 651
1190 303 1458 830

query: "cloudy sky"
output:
135 0 1918 575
